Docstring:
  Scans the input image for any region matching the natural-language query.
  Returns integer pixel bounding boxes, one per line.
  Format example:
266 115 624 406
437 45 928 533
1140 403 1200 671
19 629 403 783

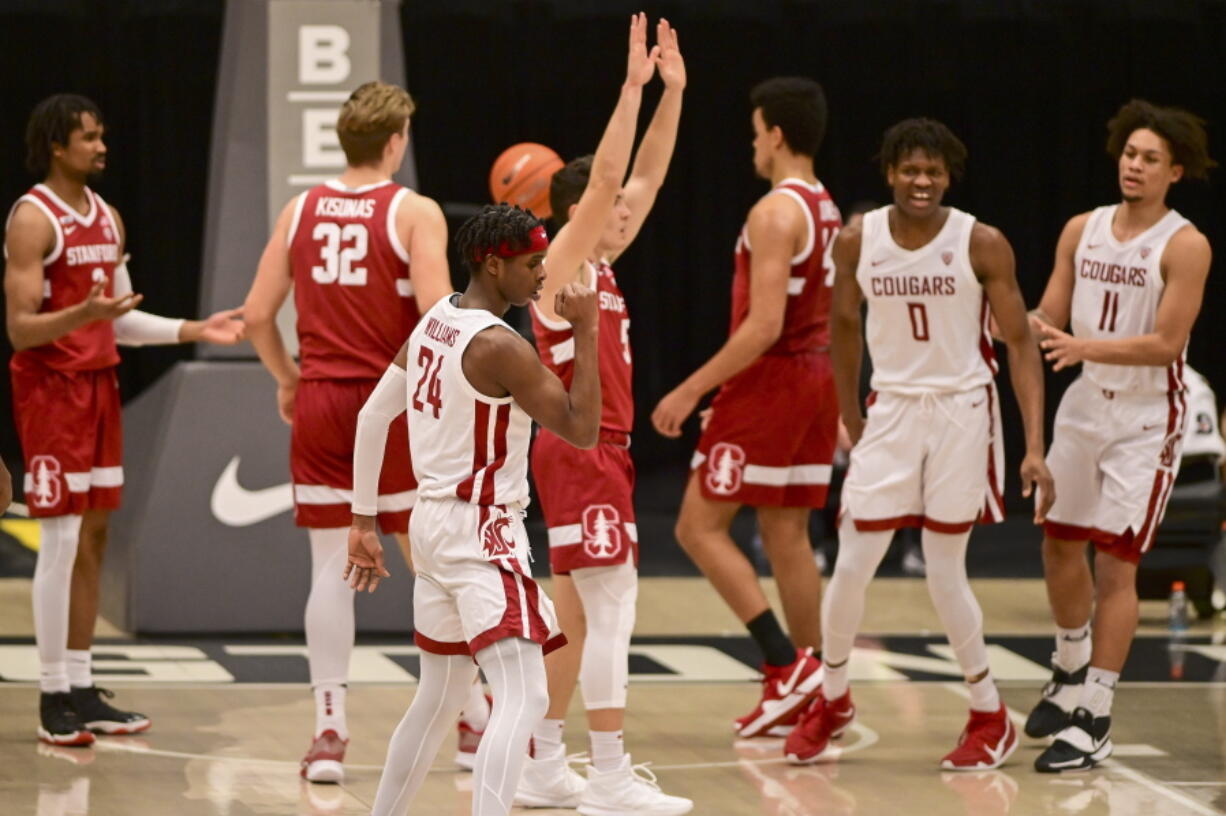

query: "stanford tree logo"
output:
705 443 746 496
29 455 63 509
582 504 622 559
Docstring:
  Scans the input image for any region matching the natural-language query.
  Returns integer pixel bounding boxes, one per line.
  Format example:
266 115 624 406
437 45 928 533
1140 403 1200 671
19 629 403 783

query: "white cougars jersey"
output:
856 206 996 394
1071 205 1190 395
407 295 532 506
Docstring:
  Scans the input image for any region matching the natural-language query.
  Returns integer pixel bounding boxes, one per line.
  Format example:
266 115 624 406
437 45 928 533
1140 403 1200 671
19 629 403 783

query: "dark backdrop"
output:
2 0 1223 511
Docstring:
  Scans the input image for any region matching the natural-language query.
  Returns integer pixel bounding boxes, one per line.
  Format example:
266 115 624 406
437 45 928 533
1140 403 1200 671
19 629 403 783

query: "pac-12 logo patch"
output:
29 455 63 509
582 504 622 559
705 442 746 496
941 250 954 266
479 509 516 559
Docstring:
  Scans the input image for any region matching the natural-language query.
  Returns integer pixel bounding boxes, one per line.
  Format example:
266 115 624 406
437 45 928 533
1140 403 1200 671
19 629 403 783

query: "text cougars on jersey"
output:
424 317 459 347
869 275 956 297
66 244 119 266
315 197 376 220
1079 258 1147 287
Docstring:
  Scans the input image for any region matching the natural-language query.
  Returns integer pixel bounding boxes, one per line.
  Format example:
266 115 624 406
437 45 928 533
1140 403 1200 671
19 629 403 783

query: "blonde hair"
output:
336 81 415 166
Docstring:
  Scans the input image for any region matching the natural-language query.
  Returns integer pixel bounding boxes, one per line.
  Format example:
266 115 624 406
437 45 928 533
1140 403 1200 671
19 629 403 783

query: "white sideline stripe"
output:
548 524 582 548
743 463 832 486
550 338 575 365
294 484 416 511
942 683 1219 816
787 277 806 295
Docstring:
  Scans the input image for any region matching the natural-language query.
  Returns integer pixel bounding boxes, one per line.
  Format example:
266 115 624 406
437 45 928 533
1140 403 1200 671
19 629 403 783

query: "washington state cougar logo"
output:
29 455 63 509
582 504 622 559
479 511 516 559
705 443 746 496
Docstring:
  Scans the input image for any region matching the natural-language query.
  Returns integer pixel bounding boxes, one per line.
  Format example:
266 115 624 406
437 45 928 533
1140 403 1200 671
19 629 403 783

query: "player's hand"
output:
1036 323 1084 371
654 18 685 90
80 280 142 322
625 12 659 88
555 282 597 330
843 414 866 447
276 376 299 425
345 519 390 593
198 307 245 345
1020 452 1055 524
1026 311 1048 340
652 384 699 438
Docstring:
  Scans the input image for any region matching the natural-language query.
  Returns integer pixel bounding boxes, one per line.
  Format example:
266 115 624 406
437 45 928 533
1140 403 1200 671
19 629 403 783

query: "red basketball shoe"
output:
940 705 1018 771
455 693 492 770
784 690 854 764
734 648 823 738
301 729 348 783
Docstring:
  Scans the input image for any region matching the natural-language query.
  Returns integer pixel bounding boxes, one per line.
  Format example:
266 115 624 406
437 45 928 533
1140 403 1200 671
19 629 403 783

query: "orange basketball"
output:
488 142 564 219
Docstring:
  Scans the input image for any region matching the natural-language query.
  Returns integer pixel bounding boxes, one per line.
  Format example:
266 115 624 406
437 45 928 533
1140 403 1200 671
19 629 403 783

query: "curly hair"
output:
878 118 967 181
25 94 103 177
454 204 546 275
1106 99 1216 180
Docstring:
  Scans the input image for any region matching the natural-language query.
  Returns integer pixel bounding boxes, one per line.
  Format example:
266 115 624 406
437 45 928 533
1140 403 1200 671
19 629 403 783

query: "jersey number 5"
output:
312 222 368 286
412 346 444 417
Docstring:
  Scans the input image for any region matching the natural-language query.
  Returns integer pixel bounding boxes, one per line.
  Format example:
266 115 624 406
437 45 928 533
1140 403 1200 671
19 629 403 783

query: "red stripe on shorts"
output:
456 401 491 502
978 295 999 374
479 404 511 504
983 384 1005 520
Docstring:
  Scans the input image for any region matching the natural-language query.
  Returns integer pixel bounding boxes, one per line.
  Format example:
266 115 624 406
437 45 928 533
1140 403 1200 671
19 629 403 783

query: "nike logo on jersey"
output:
971 398 986 408
63 225 77 236
1141 422 1163 431
210 456 294 527
871 257 889 267
1087 242 1102 249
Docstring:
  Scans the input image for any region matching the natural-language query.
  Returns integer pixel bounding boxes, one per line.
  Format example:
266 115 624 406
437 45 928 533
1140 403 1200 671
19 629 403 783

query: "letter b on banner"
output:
299 24 350 82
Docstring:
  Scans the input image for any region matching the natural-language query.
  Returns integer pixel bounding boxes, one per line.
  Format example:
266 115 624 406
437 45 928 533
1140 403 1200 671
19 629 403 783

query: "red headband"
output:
474 225 549 262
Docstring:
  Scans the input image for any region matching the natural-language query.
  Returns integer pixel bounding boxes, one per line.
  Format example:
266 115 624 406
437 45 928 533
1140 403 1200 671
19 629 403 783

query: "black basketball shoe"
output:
39 692 95 746
69 686 151 735
1024 660 1087 738
1034 707 1112 773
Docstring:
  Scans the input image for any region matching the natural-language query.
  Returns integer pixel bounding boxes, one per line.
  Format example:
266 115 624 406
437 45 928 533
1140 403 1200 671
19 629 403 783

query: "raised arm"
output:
243 197 299 424
1038 225 1210 370
5 202 140 350
468 283 601 449
400 192 452 313
608 17 685 263
828 224 867 445
651 193 798 437
975 223 1055 522
539 13 656 315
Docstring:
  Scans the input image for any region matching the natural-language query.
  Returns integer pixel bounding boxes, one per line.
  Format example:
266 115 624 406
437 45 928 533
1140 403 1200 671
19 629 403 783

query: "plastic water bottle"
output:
1168 581 1190 632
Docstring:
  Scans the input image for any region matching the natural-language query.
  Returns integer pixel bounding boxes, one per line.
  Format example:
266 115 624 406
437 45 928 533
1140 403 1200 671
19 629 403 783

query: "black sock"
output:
747 610 795 667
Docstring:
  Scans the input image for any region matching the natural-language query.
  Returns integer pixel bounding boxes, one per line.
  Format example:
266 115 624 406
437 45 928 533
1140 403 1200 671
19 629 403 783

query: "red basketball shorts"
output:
11 363 123 518
532 428 637 575
692 351 838 507
291 378 415 532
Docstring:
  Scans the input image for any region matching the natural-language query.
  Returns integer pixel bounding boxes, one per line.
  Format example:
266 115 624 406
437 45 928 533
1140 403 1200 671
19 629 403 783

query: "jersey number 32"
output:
311 222 368 286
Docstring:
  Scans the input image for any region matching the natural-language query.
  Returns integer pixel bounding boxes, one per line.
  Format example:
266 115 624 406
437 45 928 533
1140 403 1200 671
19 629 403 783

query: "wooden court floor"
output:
2 576 1225 815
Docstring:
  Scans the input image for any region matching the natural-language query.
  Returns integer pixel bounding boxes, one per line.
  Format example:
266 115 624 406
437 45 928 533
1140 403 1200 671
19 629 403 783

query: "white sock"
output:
461 678 490 731
314 683 347 740
1080 667 1118 718
305 528 354 736
821 519 892 700
67 649 92 689
1055 622 1091 671
967 673 1001 713
532 717 565 759
33 515 82 694
589 730 625 772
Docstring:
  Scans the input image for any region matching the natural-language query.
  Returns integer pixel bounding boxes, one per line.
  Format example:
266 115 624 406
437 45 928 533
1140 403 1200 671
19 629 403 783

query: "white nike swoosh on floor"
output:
210 456 294 527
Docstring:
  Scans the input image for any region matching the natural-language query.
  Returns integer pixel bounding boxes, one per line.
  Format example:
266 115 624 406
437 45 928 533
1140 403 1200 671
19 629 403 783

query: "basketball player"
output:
343 204 598 816
652 77 840 739
516 16 691 814
5 94 244 745
785 118 1054 769
243 81 451 781
1026 100 1213 772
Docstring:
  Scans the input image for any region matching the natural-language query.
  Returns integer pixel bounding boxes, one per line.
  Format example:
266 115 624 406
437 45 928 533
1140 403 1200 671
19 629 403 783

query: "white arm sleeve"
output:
111 261 186 346
352 364 409 516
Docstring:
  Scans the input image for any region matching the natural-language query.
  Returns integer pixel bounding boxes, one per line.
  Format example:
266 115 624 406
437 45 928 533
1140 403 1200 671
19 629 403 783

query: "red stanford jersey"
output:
288 180 419 380
6 185 121 373
530 260 633 433
731 178 841 354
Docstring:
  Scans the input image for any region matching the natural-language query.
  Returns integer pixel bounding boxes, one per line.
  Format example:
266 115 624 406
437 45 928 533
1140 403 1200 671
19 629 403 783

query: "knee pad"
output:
572 562 637 710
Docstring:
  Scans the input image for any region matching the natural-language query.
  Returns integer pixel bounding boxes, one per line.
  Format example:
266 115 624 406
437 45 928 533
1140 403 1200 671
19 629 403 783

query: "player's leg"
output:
570 562 692 815
755 506 820 653
301 525 355 781
371 649 478 815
